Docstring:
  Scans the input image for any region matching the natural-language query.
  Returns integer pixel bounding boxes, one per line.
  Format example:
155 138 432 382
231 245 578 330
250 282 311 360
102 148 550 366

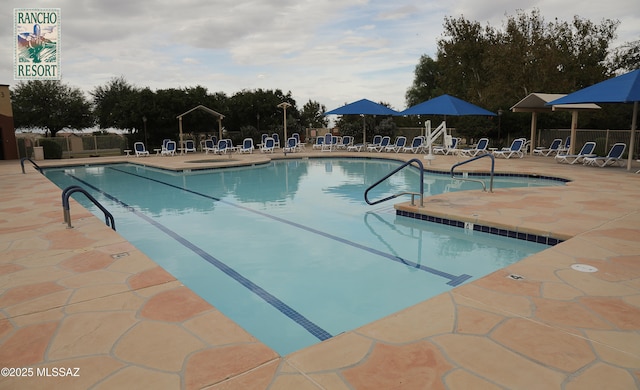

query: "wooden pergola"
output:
176 105 225 152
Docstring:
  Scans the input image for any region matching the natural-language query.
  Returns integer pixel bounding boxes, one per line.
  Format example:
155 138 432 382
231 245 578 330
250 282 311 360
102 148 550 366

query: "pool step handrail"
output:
62 185 116 231
365 158 425 207
20 157 42 174
450 153 495 192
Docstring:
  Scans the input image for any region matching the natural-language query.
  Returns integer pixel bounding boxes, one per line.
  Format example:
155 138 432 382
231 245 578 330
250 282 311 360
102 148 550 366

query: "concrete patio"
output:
1 149 639 389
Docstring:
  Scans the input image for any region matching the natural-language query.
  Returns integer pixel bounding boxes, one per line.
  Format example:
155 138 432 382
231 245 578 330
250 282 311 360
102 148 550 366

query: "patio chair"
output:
368 136 390 152
214 139 228 155
283 137 298 153
239 138 254 154
161 140 176 156
368 135 382 149
312 136 324 150
182 139 197 153
272 133 280 148
533 138 562 156
292 133 305 150
493 138 525 159
433 136 459 155
459 138 489 157
335 135 353 150
556 136 571 155
260 137 275 153
385 136 407 153
402 136 424 153
555 141 596 164
583 143 626 167
203 139 216 154
321 133 334 152
133 142 150 157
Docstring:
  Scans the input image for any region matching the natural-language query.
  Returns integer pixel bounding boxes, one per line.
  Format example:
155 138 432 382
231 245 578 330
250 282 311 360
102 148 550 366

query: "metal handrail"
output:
450 153 495 192
62 186 116 230
364 158 425 207
20 157 42 174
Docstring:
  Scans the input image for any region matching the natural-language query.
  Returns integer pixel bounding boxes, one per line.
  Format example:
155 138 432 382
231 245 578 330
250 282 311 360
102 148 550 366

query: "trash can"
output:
33 146 44 161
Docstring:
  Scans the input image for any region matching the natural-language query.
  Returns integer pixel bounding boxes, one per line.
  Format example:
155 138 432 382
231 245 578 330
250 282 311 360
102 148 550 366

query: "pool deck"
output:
2 149 639 389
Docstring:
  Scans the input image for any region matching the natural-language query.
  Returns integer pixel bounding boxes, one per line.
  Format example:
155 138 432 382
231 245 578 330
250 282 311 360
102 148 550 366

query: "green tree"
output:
11 80 93 136
610 39 640 72
91 76 142 131
405 55 443 107
299 100 328 129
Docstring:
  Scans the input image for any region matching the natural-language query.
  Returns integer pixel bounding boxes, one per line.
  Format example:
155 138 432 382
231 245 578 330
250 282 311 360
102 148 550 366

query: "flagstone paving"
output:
1 150 639 389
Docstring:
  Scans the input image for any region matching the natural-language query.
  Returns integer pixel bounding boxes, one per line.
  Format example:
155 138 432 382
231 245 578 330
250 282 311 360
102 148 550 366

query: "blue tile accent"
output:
397 210 563 246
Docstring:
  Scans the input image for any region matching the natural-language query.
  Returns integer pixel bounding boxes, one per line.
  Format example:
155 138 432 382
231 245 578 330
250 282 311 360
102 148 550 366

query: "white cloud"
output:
3 0 638 112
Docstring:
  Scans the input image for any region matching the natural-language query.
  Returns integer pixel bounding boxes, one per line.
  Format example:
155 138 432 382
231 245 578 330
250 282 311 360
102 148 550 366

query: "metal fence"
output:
16 134 130 159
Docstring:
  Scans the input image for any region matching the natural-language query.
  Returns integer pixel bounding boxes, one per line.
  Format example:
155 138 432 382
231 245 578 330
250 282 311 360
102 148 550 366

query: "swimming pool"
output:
44 158 563 355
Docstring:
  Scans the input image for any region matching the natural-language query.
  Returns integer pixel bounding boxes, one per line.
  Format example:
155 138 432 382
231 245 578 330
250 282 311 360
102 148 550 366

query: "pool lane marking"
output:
68 174 332 342
109 166 472 286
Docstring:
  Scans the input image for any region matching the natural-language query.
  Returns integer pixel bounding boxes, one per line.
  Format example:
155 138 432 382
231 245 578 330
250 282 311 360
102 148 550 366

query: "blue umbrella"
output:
399 94 496 116
325 99 398 144
547 69 640 170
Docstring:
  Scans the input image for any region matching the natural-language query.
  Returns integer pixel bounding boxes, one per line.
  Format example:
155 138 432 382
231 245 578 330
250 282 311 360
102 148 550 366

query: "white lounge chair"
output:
283 137 298 153
261 137 275 153
161 140 176 156
336 135 353 150
583 143 626 167
312 136 324 150
133 142 150 157
533 138 562 156
385 136 407 153
239 138 254 154
321 133 334 152
555 141 596 164
203 139 216 154
368 136 390 152
433 136 459 155
493 138 525 159
403 137 424 153
459 138 489 157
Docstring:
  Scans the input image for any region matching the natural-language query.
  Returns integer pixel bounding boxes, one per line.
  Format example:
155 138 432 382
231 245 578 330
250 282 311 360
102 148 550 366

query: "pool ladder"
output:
450 153 495 192
62 186 116 231
20 157 42 174
365 158 425 207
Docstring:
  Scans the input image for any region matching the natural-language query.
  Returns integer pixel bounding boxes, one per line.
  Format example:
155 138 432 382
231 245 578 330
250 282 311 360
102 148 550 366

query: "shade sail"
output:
547 70 640 170
399 94 496 116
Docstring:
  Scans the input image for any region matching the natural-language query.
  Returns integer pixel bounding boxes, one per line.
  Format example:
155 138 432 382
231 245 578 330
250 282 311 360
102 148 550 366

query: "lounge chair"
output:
203 139 216 154
261 137 275 153
181 140 197 153
283 137 298 153
493 138 525 159
583 143 626 167
555 141 596 164
133 142 150 157
403 137 424 153
272 133 280 148
312 136 324 150
533 138 562 156
368 136 390 152
161 140 176 156
239 138 254 154
321 133 334 152
368 135 382 149
336 135 353 150
292 133 305 150
557 136 571 155
214 139 228 155
347 142 364 152
385 136 407 153
459 138 489 157
433 136 459 155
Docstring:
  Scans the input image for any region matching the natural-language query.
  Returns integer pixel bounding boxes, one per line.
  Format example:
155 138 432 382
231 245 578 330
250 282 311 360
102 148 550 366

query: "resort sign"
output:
14 8 61 80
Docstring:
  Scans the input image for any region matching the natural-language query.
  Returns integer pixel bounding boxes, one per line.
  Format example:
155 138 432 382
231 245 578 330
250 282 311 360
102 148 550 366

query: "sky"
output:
2 0 639 113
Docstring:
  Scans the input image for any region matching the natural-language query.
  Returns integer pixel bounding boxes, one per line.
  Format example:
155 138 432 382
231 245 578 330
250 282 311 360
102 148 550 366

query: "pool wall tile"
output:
396 210 563 246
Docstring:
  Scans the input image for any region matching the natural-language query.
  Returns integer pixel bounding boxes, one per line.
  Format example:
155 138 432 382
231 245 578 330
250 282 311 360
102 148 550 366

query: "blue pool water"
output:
44 158 563 355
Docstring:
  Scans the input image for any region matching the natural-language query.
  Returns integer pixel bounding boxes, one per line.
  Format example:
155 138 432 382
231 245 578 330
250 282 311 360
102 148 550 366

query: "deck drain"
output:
571 264 598 273
507 274 525 280
111 252 130 259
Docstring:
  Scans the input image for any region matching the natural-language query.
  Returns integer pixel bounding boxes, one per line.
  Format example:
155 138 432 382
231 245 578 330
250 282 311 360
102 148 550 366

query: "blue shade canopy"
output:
325 99 398 116
399 94 496 116
547 69 640 105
